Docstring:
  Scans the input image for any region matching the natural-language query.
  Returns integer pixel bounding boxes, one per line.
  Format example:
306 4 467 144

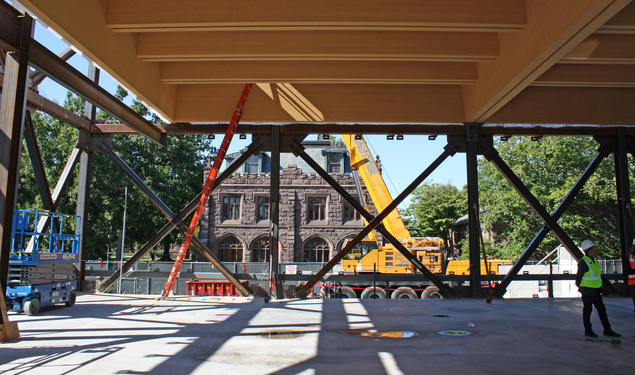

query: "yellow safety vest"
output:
629 255 635 286
580 256 602 288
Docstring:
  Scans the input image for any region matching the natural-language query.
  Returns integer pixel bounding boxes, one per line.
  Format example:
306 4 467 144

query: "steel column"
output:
290 141 453 296
270 126 284 298
76 63 99 291
97 141 262 293
495 147 609 297
614 128 633 292
465 124 482 297
295 146 453 298
0 15 31 304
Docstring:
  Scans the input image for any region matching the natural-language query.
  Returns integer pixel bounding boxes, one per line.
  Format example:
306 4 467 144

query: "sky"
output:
32 21 467 210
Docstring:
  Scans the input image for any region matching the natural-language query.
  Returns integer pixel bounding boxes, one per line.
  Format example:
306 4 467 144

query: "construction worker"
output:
575 240 621 338
629 238 635 314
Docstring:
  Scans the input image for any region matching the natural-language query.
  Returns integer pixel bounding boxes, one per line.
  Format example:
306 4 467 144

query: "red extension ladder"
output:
159 83 253 299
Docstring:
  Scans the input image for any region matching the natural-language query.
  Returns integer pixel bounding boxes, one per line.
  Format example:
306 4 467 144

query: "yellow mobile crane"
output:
341 135 444 274
337 135 509 298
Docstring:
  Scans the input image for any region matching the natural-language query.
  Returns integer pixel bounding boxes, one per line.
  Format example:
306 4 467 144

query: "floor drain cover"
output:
259 331 306 339
348 330 418 338
438 330 472 336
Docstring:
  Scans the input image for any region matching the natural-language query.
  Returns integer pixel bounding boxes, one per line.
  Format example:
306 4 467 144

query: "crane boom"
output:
342 135 412 240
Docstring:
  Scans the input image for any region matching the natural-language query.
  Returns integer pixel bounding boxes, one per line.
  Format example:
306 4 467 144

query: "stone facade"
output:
199 141 377 263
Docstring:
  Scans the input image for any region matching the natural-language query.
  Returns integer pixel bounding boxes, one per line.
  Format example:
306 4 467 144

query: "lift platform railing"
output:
10 209 80 265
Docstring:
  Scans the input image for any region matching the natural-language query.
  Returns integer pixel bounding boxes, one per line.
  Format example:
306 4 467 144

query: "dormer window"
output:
327 154 341 173
244 155 260 173
322 147 346 174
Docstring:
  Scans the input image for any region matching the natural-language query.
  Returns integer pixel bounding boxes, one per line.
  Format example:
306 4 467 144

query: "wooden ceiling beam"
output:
598 2 635 33
535 64 635 87
20 0 177 122
173 83 465 123
488 86 635 125
107 0 526 33
160 61 477 85
137 31 499 62
463 0 630 123
562 34 635 63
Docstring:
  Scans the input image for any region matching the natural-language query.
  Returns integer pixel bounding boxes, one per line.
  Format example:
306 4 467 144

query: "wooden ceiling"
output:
18 0 635 126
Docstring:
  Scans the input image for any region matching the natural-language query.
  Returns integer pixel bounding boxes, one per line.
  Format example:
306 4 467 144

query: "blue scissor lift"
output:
5 210 80 315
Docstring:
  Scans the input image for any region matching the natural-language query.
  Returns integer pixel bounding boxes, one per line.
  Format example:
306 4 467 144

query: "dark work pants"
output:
581 287 611 332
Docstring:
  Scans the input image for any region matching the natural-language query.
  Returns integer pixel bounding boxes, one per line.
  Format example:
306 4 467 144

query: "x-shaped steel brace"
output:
294 143 455 298
290 141 453 297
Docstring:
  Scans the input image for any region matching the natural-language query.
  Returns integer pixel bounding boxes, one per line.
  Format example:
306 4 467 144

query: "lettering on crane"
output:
354 139 378 176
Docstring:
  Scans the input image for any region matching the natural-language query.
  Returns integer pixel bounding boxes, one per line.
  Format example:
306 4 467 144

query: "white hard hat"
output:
580 240 595 251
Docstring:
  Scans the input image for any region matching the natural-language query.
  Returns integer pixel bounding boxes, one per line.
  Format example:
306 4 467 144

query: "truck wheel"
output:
336 286 357 298
24 298 40 316
421 286 443 299
391 287 417 299
65 290 77 307
360 286 386 299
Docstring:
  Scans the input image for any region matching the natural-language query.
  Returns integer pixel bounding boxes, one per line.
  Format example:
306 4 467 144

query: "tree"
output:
403 183 467 249
477 136 633 260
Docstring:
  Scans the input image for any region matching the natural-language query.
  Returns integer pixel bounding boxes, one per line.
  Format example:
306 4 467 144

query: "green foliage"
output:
478 136 633 260
17 87 212 260
403 183 467 247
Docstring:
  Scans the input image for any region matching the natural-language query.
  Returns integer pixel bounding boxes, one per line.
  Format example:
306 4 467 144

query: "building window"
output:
245 155 260 173
307 196 327 221
304 237 329 262
251 237 270 262
218 235 243 262
256 197 270 221
327 154 341 173
221 195 241 221
343 201 362 222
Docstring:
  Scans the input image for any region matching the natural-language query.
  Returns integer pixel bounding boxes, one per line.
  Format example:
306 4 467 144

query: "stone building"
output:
198 140 377 263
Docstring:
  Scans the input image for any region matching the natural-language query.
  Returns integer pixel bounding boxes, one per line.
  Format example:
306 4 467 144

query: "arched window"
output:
218 235 243 262
251 237 270 262
303 237 329 262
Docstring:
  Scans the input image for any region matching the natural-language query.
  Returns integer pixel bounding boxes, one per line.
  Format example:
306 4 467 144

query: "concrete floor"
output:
1 294 634 375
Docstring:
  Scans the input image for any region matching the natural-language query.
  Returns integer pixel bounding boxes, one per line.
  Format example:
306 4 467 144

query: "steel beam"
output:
465 123 482 297
0 2 18 53
23 110 53 209
30 47 75 87
289 141 453 297
614 128 633 292
294 146 453 298
102 122 635 137
270 126 284 299
96 141 262 293
27 41 164 145
27 86 92 132
0 3 162 144
494 147 609 297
